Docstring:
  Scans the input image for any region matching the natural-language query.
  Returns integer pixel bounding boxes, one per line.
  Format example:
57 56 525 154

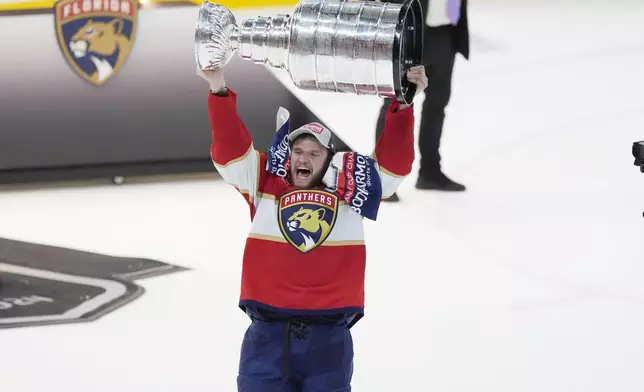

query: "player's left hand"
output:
399 65 428 109
406 65 428 96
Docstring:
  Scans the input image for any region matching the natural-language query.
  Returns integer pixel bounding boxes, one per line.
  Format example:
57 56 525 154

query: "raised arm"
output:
199 68 266 217
373 65 428 199
373 100 415 199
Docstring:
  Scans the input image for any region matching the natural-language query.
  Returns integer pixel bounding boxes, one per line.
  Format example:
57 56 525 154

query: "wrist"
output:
210 84 227 94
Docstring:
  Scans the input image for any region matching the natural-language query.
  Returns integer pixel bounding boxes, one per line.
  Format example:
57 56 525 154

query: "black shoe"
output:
382 193 400 202
415 173 466 192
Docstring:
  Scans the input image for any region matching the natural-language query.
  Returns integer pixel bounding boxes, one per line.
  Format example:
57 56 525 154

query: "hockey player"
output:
197 65 427 392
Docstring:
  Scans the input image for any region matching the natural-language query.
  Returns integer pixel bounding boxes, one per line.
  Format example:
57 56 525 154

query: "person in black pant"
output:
376 0 470 200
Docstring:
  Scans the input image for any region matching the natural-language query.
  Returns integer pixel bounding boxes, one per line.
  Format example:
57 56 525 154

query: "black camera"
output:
634 142 644 173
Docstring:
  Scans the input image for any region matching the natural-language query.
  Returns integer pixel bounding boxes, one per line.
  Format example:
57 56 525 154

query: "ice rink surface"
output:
1 0 644 391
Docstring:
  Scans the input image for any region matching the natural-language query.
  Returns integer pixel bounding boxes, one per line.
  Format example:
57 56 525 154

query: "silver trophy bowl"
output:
195 0 424 104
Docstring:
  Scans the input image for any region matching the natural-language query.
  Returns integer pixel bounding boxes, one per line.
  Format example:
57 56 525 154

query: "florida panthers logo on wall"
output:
278 190 339 253
53 0 138 86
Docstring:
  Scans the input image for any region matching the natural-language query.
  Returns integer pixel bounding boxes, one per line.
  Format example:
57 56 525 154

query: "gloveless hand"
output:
196 66 227 93
400 65 428 109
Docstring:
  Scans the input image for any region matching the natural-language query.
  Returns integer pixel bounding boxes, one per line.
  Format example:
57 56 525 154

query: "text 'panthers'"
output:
280 191 337 209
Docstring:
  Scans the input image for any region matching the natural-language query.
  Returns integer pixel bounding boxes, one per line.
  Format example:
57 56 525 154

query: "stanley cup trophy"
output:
195 0 424 104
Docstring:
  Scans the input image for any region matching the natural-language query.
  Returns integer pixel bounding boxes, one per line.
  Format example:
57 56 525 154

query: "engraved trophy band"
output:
195 0 424 104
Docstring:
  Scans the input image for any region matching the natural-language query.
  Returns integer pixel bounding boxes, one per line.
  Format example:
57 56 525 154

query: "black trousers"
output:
376 25 457 180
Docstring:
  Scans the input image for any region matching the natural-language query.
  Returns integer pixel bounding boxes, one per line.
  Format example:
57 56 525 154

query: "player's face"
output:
290 137 329 188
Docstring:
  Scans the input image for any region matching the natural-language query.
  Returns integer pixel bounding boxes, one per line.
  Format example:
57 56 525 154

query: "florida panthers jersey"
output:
208 88 415 326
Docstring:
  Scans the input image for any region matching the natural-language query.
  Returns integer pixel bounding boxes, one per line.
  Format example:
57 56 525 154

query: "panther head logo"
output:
286 207 332 252
278 190 338 253
54 0 138 87
68 19 132 85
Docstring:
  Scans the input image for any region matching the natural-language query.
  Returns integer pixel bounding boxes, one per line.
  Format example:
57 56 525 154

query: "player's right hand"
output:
196 66 227 93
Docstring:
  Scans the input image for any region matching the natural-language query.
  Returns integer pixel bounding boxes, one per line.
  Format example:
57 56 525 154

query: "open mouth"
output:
295 168 311 180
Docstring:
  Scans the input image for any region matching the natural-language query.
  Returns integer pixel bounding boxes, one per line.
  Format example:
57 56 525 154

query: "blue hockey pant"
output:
237 309 354 392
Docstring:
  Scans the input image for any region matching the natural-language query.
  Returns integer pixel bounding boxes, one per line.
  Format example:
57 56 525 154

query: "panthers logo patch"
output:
278 190 339 253
54 0 138 86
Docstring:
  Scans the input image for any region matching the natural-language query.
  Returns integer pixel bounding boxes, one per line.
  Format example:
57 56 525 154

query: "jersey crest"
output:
278 190 338 253
53 0 138 86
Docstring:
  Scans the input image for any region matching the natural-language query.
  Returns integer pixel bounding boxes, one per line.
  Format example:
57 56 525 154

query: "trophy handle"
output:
393 0 424 104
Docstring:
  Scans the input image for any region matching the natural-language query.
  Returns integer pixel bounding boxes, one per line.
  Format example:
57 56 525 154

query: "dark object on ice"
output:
633 141 644 173
0 237 188 329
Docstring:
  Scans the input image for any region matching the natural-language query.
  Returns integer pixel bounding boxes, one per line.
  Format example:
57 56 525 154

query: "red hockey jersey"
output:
208 88 415 325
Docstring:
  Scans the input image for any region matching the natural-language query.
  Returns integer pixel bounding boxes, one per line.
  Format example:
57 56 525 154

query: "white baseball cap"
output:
288 122 335 151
